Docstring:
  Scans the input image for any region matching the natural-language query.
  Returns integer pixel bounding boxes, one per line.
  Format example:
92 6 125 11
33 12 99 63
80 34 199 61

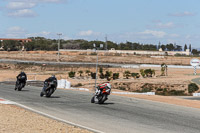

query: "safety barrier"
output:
57 79 71 89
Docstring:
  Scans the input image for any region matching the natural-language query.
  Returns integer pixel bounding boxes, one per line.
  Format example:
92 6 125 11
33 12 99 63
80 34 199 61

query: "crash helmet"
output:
51 75 56 78
21 71 25 74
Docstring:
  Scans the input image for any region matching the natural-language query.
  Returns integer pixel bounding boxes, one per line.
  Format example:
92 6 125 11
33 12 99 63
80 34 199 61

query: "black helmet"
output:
21 71 25 74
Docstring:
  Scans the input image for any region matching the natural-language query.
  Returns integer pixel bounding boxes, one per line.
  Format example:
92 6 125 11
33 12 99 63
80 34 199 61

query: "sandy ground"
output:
0 104 92 133
1 67 200 133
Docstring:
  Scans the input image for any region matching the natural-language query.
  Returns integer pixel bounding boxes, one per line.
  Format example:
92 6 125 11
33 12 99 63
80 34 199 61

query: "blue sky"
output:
0 0 200 48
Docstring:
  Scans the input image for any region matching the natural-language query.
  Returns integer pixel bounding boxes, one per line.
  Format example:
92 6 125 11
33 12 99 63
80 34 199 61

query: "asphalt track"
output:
0 83 200 133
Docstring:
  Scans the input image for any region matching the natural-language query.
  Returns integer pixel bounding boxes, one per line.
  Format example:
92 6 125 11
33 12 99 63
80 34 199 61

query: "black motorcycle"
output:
15 76 26 91
40 80 57 97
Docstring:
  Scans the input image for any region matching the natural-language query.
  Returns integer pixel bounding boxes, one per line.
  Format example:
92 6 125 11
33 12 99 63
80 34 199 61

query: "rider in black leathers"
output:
15 71 27 90
42 75 57 95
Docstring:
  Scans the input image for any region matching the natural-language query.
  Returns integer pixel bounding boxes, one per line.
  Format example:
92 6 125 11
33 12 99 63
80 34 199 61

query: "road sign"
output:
190 58 200 67
190 58 200 75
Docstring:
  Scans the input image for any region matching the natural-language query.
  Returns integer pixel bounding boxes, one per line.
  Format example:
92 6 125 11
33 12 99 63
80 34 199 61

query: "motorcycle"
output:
15 75 26 91
91 82 111 104
40 80 57 97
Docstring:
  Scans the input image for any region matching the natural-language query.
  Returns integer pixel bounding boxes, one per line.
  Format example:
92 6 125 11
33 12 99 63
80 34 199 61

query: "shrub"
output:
119 86 126 90
85 70 91 76
124 70 131 79
90 52 97 55
73 83 83 87
144 69 155 77
78 70 83 76
68 71 76 78
188 83 199 93
140 69 145 77
113 73 119 80
131 73 140 79
140 69 155 77
91 72 96 79
156 88 186 96
105 71 112 81
99 67 105 79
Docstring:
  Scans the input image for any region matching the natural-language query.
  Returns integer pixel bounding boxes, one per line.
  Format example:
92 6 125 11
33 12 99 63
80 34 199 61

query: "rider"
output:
97 82 111 94
42 75 57 94
15 71 27 90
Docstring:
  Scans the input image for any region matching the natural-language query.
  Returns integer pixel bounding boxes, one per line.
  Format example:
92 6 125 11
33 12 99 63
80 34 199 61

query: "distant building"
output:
0 38 32 50
109 48 191 56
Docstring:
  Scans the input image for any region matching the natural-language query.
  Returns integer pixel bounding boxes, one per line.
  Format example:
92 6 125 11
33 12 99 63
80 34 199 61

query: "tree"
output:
174 45 182 51
189 44 192 52
158 41 161 50
3 40 21 51
184 44 187 51
166 43 174 51
191 49 199 55
161 45 166 51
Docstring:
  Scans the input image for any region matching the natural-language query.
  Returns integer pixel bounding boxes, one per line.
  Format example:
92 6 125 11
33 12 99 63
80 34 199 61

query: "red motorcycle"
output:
91 82 111 104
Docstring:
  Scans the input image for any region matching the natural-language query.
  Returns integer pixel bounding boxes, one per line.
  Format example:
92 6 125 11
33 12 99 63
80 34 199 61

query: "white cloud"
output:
77 30 101 36
6 26 26 38
155 22 175 29
4 0 67 18
6 2 36 10
169 11 196 17
7 9 37 17
27 31 51 37
139 30 166 38
78 30 93 36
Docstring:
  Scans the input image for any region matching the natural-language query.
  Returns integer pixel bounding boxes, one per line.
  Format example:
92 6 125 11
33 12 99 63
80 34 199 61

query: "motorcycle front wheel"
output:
91 96 95 103
17 83 23 91
40 92 44 97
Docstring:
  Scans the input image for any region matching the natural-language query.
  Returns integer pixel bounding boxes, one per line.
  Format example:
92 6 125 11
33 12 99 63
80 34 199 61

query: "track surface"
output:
0 83 200 133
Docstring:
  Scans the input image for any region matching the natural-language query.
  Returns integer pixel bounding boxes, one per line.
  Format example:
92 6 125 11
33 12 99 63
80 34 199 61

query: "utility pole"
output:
57 33 62 62
105 35 108 50
94 43 104 90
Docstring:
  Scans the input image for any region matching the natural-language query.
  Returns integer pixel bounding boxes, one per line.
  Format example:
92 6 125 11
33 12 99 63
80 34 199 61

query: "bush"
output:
144 69 155 77
140 69 145 77
124 70 131 79
91 72 96 79
68 71 76 78
105 71 112 81
131 73 140 79
119 86 126 90
155 88 186 96
85 70 91 76
188 83 199 93
113 73 119 80
73 83 83 87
